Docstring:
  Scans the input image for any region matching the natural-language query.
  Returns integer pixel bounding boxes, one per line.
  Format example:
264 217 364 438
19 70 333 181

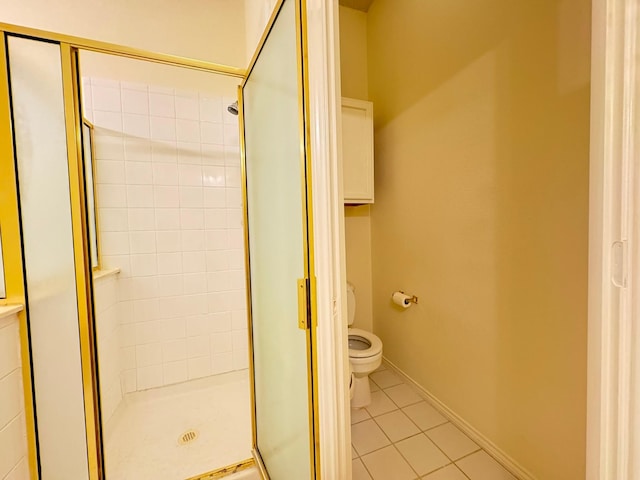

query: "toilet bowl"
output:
347 282 383 408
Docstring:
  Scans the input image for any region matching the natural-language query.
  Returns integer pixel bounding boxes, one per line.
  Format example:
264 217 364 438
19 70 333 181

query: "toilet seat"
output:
348 328 382 359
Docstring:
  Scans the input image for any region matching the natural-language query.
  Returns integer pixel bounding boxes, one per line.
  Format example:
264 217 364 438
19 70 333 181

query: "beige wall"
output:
339 6 373 331
0 0 246 92
367 1 590 479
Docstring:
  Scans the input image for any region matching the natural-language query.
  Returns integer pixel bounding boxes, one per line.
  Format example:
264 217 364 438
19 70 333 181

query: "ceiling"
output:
338 0 374 12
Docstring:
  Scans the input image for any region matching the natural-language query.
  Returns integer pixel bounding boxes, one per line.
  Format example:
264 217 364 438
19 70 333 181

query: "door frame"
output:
586 0 638 477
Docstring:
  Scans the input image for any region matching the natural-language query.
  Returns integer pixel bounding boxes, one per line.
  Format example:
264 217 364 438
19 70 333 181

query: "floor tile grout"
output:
352 362 515 480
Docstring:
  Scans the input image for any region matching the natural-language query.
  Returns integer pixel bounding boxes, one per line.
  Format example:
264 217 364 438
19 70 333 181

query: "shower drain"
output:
178 429 199 445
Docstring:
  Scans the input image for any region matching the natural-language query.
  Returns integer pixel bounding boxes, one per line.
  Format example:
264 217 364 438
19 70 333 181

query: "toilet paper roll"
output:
392 291 412 309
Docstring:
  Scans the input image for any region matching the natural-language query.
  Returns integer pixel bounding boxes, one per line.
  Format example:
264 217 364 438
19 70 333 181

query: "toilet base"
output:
350 375 372 408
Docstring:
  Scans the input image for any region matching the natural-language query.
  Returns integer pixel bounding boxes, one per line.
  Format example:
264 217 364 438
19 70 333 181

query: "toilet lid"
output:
348 328 383 359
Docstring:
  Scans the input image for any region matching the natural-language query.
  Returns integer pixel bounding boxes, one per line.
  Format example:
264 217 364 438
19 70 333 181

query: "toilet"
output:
347 282 383 408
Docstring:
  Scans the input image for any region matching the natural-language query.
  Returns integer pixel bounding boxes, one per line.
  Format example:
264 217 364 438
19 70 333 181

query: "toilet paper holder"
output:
398 291 419 305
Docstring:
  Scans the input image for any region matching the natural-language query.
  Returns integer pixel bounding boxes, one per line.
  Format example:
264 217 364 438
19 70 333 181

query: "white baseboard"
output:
382 357 537 480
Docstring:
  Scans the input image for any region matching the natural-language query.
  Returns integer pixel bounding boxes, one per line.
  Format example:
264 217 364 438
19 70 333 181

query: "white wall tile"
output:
156 231 181 253
137 365 163 390
187 336 210 358
201 144 225 166
183 273 206 295
92 85 121 112
91 79 249 394
178 165 203 186
187 356 211 380
162 339 187 363
182 252 206 273
149 93 175 118
120 347 136 370
225 166 241 187
94 111 123 132
204 209 227 229
181 230 205 252
151 117 177 142
175 95 199 120
212 352 233 375
226 208 243 228
152 163 179 186
179 187 203 208
209 313 232 332
127 208 155 231
199 96 222 123
125 162 153 185
122 113 150 138
202 166 225 187
223 123 239 146
94 135 125 160
225 188 242 207
158 275 184 297
129 231 156 254
126 185 154 208
203 188 226 208
101 232 130 255
200 122 224 144
152 141 178 163
122 89 149 115
205 251 229 272
163 360 187 385
232 349 248 370
224 146 241 166
176 119 200 143
124 138 152 162
205 230 228 251
180 209 204 229
98 184 127 209
211 332 232 354
99 208 129 232
154 186 180 207
121 369 137 393
227 249 244 269
136 343 162 367
157 252 183 275
207 272 229 292
231 310 247 331
130 254 158 277
177 142 202 165
155 209 180 230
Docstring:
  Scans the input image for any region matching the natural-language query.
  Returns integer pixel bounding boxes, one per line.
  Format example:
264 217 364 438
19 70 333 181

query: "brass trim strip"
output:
252 448 270 480
237 85 259 453
0 22 245 77
185 458 256 480
60 43 103 480
294 0 321 476
0 32 40 479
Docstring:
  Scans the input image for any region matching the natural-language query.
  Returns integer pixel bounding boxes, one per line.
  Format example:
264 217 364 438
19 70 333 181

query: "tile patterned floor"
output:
351 363 517 480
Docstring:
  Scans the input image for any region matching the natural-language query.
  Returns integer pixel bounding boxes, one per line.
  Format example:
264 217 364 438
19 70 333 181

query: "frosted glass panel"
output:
8 36 90 480
243 0 312 477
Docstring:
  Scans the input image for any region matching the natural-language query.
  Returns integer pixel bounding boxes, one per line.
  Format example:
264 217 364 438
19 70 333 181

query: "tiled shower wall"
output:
0 313 29 480
84 78 248 400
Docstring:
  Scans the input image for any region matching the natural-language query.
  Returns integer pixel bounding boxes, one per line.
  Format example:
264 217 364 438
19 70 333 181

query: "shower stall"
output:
0 0 324 478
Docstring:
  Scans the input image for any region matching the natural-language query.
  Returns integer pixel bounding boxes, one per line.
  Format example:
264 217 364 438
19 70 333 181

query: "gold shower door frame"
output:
0 23 274 480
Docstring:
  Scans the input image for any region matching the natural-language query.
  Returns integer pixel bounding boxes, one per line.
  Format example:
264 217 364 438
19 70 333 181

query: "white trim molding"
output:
587 0 639 478
306 0 352 478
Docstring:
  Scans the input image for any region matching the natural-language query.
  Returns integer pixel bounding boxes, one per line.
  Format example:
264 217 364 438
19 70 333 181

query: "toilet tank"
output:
346 282 356 326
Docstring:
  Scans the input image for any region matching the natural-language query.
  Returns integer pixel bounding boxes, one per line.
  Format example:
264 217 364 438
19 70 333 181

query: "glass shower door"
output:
240 0 318 478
